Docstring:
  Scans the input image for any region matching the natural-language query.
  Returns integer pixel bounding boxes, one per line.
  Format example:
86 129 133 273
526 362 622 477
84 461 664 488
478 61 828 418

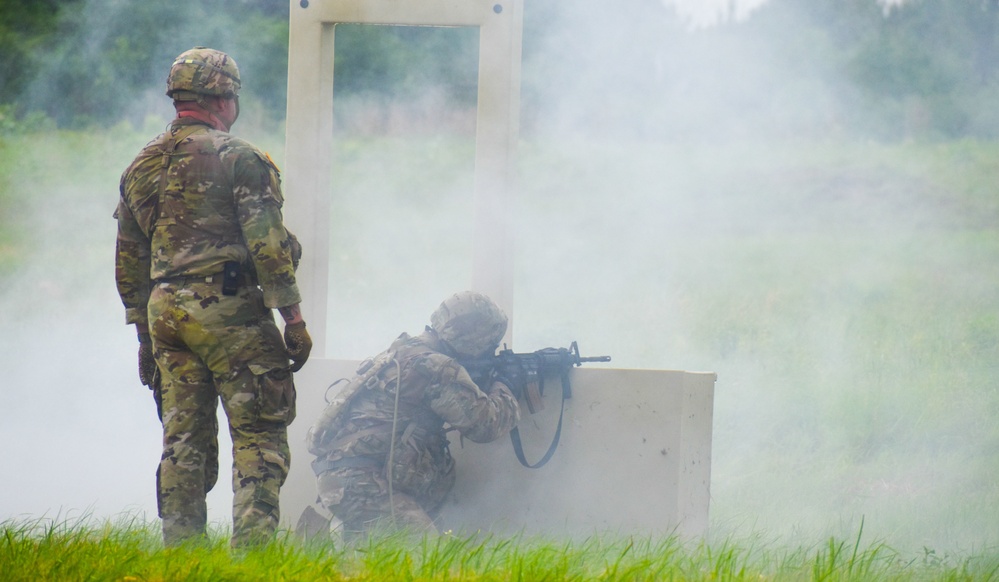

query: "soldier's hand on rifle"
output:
137 331 157 389
495 360 525 397
493 373 523 401
488 378 516 398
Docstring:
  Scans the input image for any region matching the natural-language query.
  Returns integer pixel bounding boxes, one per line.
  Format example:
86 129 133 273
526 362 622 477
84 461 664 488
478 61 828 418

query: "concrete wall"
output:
281 359 715 538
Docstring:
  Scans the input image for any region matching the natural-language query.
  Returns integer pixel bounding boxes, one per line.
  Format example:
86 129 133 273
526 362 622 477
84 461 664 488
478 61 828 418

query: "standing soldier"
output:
115 47 312 547
305 291 520 541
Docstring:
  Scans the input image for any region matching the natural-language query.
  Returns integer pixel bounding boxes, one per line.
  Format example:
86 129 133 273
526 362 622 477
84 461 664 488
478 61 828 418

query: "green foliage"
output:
333 24 478 100
13 0 290 128
748 0 999 138
4 0 999 138
518 0 999 140
0 104 54 135
329 24 480 134
0 0 80 112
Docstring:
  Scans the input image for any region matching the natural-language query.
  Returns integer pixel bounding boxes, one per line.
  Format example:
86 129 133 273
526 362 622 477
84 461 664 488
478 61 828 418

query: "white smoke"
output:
2 0 996 557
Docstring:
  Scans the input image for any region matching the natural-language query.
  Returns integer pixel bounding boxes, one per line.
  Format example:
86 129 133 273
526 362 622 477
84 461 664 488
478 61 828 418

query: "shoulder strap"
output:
509 370 571 469
305 348 399 456
150 124 202 235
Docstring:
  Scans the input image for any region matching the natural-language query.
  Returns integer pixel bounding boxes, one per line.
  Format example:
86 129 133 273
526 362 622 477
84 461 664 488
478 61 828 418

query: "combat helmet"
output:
430 291 508 358
166 47 241 101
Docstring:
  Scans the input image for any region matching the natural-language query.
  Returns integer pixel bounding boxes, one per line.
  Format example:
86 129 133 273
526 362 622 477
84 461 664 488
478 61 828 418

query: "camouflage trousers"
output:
315 449 456 540
148 278 296 548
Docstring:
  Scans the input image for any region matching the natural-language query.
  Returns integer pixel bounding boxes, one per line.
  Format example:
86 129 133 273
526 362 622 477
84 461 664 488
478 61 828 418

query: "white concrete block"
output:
281 360 714 538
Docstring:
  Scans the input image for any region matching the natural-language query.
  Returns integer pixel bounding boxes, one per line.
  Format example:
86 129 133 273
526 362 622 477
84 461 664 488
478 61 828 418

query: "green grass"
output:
2 517 997 581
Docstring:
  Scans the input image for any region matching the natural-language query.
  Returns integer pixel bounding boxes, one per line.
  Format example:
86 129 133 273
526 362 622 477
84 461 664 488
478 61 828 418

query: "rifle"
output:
461 341 611 469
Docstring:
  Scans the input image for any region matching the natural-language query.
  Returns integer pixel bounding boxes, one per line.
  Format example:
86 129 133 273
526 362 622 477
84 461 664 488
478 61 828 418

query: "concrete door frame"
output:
283 0 524 356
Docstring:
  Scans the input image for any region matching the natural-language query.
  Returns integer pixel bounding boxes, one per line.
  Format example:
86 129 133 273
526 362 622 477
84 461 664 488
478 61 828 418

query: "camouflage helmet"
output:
166 47 241 101
430 291 508 358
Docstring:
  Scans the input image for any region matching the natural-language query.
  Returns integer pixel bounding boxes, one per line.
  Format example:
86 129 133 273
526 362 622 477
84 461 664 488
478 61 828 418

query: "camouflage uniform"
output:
115 105 301 544
309 328 519 539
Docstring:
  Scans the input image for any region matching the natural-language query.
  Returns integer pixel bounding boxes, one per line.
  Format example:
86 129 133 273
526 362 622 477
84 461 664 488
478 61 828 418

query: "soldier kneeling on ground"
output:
299 291 521 542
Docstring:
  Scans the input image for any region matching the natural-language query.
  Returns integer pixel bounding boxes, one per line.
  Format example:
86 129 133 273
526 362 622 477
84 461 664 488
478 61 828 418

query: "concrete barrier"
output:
281 359 715 538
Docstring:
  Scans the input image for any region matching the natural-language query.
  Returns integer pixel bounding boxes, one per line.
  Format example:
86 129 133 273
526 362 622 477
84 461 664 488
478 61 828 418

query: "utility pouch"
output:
389 433 456 508
253 366 297 425
222 261 241 296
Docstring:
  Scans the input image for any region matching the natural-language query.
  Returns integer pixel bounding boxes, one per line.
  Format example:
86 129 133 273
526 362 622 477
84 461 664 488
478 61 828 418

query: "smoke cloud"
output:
1 0 996 557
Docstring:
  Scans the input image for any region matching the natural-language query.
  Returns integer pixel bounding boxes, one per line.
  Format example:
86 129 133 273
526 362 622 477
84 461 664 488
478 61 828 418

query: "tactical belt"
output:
154 271 253 287
311 455 383 476
310 418 441 476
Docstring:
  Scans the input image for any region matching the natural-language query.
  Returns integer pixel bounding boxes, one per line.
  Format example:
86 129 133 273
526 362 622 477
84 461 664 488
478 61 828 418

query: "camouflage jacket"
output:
115 118 301 325
321 331 521 463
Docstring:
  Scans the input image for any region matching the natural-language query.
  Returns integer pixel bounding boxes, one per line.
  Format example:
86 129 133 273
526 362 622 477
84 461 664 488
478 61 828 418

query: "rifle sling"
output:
509 371 570 469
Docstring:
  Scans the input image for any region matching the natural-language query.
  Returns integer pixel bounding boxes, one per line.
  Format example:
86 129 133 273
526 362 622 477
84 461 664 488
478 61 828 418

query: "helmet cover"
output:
166 47 241 100
430 291 508 358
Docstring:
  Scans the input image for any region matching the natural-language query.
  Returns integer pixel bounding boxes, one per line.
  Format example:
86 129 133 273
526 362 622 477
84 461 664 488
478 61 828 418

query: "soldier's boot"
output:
295 505 332 541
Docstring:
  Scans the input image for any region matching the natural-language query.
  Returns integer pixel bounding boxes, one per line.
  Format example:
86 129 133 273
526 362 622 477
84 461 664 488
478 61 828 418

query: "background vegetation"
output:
3 0 999 139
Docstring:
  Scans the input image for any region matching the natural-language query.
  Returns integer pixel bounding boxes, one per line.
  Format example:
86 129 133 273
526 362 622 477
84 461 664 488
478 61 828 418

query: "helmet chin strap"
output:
425 326 461 359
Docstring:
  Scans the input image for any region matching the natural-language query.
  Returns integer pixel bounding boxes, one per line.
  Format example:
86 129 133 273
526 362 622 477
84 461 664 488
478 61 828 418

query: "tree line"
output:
1 0 998 139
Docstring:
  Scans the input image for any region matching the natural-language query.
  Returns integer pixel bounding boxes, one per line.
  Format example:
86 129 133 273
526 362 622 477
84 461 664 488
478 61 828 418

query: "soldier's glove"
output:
137 332 157 388
284 321 312 372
